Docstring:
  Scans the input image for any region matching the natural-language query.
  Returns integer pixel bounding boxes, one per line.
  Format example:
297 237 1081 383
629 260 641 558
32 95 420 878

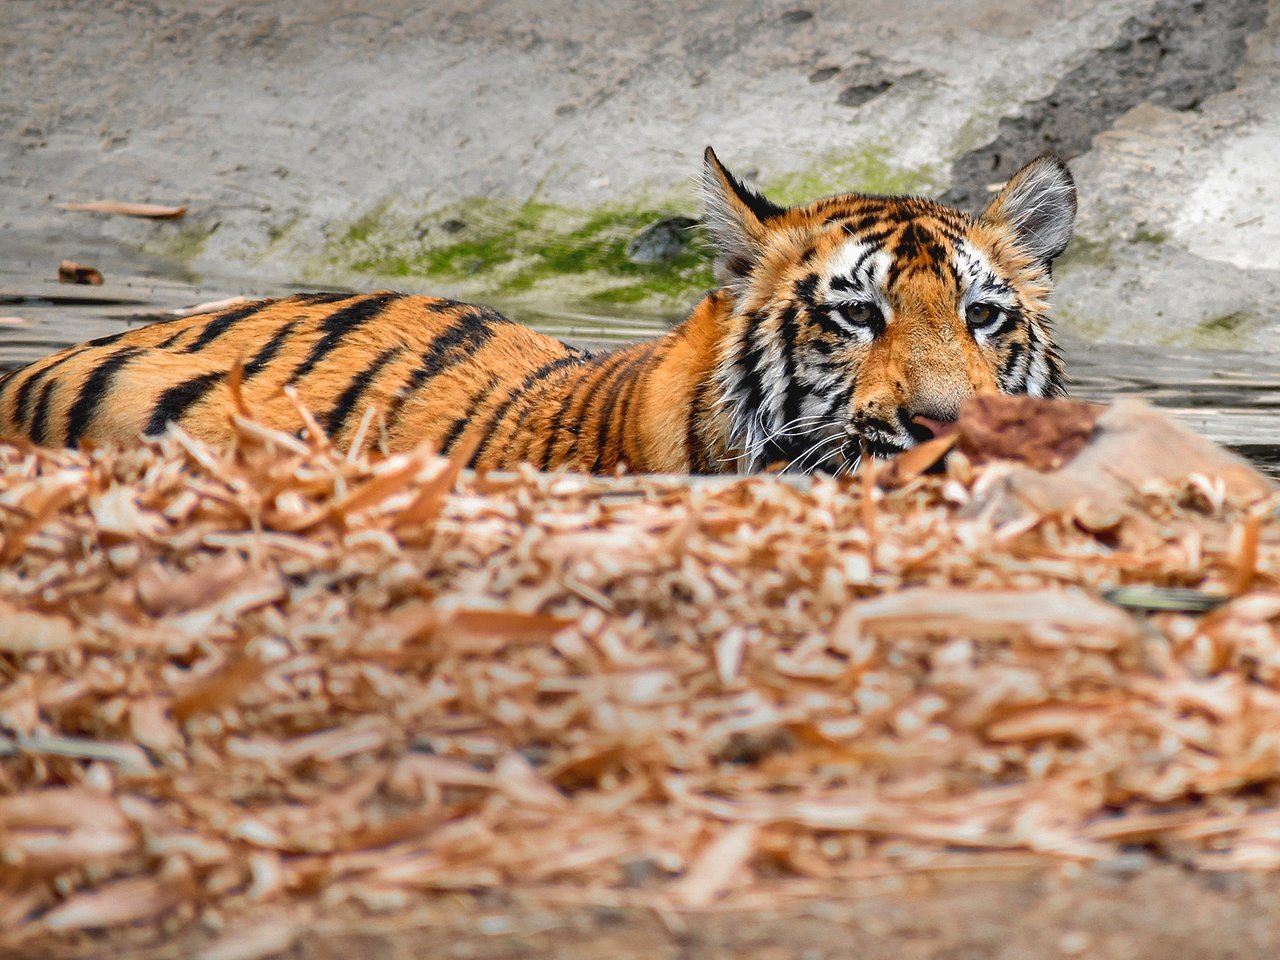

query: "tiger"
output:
0 148 1075 474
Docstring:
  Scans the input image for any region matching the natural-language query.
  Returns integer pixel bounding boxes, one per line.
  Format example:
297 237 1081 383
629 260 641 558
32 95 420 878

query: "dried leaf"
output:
56 260 103 285
58 200 186 218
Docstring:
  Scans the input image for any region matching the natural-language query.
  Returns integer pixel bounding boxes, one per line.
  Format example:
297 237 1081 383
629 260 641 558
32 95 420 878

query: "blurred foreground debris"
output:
0 396 1277 955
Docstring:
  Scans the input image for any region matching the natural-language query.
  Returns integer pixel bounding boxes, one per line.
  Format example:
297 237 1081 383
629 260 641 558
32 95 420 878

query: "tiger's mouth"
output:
772 413 957 475
841 412 957 464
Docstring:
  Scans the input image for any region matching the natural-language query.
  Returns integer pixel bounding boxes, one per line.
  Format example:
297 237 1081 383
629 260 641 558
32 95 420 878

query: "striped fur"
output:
0 150 1076 474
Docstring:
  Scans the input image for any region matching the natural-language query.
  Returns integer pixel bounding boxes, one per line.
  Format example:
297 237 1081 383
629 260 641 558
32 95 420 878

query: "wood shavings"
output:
1 398 1279 953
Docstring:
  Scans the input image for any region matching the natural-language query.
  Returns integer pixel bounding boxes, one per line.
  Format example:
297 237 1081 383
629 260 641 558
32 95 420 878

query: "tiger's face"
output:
702 149 1075 473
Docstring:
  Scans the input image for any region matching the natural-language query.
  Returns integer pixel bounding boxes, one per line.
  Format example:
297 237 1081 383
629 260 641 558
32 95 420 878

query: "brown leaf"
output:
957 394 1103 471
56 260 103 285
58 200 186 218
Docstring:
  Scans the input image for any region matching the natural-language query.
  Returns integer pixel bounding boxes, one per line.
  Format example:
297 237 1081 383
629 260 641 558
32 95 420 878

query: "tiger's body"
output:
0 149 1076 474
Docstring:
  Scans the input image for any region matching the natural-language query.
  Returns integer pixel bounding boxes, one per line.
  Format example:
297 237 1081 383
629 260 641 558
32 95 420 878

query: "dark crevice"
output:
944 0 1268 211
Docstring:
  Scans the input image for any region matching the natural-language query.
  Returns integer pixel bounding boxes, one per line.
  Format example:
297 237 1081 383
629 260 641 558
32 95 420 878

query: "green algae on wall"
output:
1187 309 1264 348
139 222 213 279
765 145 940 204
1055 234 1116 271
321 197 715 307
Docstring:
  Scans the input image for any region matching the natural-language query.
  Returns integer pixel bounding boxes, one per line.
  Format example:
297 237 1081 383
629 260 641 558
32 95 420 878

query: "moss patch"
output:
1056 235 1116 271
322 198 715 307
1131 227 1170 245
1187 309 1262 347
141 222 213 274
765 144 940 204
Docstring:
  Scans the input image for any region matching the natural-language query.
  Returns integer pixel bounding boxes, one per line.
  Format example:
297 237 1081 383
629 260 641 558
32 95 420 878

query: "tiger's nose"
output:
906 412 957 442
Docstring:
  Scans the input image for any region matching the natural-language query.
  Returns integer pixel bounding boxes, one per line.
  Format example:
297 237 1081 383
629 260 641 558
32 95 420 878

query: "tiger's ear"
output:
980 155 1076 267
701 147 786 288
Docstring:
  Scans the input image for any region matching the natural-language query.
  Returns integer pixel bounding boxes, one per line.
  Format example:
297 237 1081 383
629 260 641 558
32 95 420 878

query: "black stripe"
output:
439 375 502 455
384 308 498 429
1000 341 1025 385
562 352 629 468
718 161 786 224
85 330 127 349
155 327 192 349
854 227 893 249
615 340 667 472
145 370 226 436
289 293 402 382
323 345 403 439
778 305 803 432
686 375 713 474
812 306 853 340
182 302 269 354
589 348 652 474
425 297 468 312
292 291 355 305
12 348 91 428
467 354 582 468
735 336 770 447
64 347 142 447
986 309 1021 340
243 320 300 378
29 379 59 445
540 355 607 470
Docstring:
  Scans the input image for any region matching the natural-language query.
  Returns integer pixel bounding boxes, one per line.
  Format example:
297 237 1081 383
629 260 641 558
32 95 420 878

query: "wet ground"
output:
2 261 1277 479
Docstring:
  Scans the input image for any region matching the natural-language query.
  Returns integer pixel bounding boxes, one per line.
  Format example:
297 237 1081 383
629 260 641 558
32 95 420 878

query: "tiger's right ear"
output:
701 147 786 289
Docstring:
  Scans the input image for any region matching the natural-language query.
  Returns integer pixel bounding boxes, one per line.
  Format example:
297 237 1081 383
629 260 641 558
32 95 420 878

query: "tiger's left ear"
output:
701 147 786 288
980 155 1076 267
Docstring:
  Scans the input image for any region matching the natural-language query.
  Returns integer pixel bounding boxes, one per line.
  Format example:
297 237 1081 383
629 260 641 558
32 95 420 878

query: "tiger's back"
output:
0 293 590 460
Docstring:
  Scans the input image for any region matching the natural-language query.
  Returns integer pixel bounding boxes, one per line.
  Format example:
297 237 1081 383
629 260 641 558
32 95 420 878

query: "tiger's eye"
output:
966 302 1004 330
836 302 882 327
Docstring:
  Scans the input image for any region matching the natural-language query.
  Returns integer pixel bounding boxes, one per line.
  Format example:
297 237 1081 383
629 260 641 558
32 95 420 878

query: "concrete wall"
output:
2 0 1277 348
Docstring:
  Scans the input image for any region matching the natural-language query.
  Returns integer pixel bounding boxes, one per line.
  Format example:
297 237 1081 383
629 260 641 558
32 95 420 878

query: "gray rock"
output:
625 216 698 264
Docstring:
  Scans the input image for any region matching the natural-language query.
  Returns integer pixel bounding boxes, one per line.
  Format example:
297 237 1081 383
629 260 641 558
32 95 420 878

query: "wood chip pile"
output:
1 399 1279 955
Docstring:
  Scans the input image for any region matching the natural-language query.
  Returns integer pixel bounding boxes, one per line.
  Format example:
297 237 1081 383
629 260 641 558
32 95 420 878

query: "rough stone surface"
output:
1 0 1278 350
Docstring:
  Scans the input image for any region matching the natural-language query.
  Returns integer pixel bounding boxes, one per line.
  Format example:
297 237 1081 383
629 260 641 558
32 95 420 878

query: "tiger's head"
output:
702 147 1075 473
